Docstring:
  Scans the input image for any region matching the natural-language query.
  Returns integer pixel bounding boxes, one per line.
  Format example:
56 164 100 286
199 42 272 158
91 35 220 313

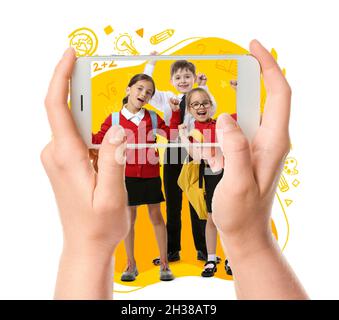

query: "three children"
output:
93 59 233 281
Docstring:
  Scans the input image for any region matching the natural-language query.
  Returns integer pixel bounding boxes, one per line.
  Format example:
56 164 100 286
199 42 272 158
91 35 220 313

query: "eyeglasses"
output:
189 100 212 110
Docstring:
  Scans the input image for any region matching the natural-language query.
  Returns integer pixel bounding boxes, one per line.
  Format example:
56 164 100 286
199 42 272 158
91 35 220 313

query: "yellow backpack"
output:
177 129 208 220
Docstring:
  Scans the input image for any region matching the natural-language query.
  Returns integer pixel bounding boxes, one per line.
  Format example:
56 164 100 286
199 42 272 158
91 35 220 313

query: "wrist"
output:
62 239 117 261
55 243 115 300
220 227 276 262
60 247 114 270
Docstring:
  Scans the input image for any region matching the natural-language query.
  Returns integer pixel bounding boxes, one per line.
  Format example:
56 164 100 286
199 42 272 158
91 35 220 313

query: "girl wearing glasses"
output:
178 87 236 278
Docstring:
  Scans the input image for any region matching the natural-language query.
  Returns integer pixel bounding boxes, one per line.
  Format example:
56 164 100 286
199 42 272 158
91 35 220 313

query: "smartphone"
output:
71 54 261 282
70 54 260 149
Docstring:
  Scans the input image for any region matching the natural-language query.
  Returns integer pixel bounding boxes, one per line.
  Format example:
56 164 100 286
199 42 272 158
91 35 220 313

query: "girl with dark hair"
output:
92 74 181 282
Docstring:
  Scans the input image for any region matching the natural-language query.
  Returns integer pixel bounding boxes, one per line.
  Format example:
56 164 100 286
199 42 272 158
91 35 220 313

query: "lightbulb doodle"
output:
114 33 139 55
68 27 98 57
68 28 300 292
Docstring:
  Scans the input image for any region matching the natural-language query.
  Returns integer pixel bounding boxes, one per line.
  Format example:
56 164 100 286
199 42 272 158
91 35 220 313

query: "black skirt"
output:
204 167 224 213
125 176 165 206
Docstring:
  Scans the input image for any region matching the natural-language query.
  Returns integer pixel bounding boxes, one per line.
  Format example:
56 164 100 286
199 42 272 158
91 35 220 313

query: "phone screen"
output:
90 57 237 151
87 57 240 282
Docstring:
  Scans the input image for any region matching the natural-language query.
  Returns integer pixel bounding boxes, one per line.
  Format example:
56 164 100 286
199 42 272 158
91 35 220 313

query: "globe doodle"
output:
68 27 98 57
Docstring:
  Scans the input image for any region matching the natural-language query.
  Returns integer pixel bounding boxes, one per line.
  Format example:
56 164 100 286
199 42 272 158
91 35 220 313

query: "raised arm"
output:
196 73 217 117
143 55 170 113
155 98 181 140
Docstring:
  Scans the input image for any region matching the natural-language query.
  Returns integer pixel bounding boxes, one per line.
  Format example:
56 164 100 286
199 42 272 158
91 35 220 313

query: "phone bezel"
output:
71 54 260 148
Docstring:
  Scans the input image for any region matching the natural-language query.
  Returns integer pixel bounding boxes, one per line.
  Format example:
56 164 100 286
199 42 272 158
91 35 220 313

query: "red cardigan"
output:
92 109 181 178
193 113 237 142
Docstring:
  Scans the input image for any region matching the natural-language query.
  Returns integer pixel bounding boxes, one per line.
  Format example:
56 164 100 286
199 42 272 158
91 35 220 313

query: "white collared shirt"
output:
121 106 145 126
144 63 216 132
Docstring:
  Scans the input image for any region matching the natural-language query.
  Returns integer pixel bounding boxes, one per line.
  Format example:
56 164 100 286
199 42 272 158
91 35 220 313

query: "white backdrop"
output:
0 0 338 299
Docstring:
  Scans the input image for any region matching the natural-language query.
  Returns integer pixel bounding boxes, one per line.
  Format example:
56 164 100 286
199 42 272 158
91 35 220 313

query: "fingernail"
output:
251 39 261 46
63 47 73 57
108 125 126 145
218 113 238 132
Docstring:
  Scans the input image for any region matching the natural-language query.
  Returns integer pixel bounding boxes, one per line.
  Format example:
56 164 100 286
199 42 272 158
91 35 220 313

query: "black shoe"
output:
225 259 233 276
168 251 180 262
152 251 180 266
197 251 221 264
201 261 217 277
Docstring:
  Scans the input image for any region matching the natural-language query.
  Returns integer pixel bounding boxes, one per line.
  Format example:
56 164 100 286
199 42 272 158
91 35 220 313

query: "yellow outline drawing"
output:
68 27 98 57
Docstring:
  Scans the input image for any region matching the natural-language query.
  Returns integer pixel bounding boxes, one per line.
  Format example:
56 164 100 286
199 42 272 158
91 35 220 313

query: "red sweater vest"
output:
92 109 181 178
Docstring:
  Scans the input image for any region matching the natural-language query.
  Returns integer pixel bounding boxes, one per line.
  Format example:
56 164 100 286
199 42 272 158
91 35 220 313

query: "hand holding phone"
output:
211 40 308 299
41 48 130 299
42 40 307 300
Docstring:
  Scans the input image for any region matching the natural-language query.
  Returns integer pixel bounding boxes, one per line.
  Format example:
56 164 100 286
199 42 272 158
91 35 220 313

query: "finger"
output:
45 48 82 144
94 125 127 207
249 40 291 134
216 113 254 181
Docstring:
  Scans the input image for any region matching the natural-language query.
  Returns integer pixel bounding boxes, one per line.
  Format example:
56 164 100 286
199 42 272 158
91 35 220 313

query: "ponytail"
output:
122 96 129 105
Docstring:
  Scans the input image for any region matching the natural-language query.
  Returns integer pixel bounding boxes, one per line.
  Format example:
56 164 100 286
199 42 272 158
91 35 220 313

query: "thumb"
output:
94 125 127 208
216 113 253 178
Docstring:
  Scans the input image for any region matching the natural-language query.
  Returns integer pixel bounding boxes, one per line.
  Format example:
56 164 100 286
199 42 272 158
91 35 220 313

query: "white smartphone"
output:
71 54 260 149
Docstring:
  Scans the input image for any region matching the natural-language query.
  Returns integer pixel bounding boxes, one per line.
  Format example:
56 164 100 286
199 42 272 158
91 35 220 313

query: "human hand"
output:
41 48 130 299
149 51 159 66
212 40 307 299
169 97 180 111
230 80 237 90
178 124 188 138
213 40 291 249
196 73 207 86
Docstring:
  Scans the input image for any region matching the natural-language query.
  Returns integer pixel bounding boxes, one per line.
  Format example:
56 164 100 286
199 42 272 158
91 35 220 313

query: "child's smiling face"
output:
126 80 154 110
188 91 212 123
171 68 196 94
